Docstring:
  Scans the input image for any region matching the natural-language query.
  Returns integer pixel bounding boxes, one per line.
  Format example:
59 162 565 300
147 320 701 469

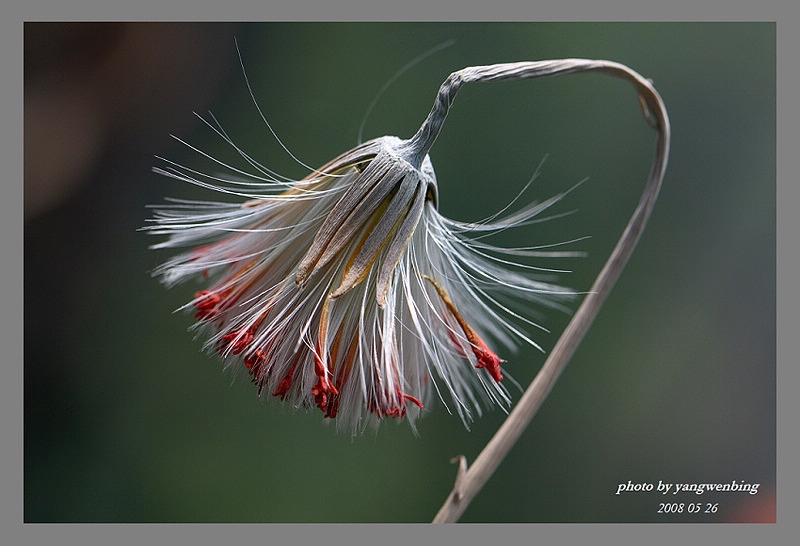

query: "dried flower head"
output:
146 60 593 434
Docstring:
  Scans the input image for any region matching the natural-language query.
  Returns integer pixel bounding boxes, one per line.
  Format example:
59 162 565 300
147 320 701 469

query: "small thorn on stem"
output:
450 455 468 503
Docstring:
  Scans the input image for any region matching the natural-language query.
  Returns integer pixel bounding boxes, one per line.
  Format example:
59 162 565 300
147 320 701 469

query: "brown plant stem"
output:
430 60 670 523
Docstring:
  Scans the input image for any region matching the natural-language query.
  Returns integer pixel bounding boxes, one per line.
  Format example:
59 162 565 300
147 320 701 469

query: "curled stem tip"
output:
431 59 670 523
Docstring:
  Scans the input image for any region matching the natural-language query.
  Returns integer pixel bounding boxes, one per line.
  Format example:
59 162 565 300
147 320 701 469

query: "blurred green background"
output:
24 22 775 523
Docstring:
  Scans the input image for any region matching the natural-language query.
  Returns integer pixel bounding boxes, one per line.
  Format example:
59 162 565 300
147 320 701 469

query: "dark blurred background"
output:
24 22 775 522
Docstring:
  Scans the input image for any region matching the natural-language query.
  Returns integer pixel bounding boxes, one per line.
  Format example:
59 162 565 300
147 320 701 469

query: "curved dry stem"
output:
430 60 670 523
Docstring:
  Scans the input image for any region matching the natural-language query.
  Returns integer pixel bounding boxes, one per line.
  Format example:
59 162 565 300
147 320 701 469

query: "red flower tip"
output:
193 290 223 320
219 328 255 355
368 388 424 419
424 275 505 383
272 361 297 401
472 341 504 382
311 378 339 414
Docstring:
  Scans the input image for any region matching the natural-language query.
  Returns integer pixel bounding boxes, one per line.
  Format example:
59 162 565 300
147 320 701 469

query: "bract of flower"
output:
147 62 585 434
